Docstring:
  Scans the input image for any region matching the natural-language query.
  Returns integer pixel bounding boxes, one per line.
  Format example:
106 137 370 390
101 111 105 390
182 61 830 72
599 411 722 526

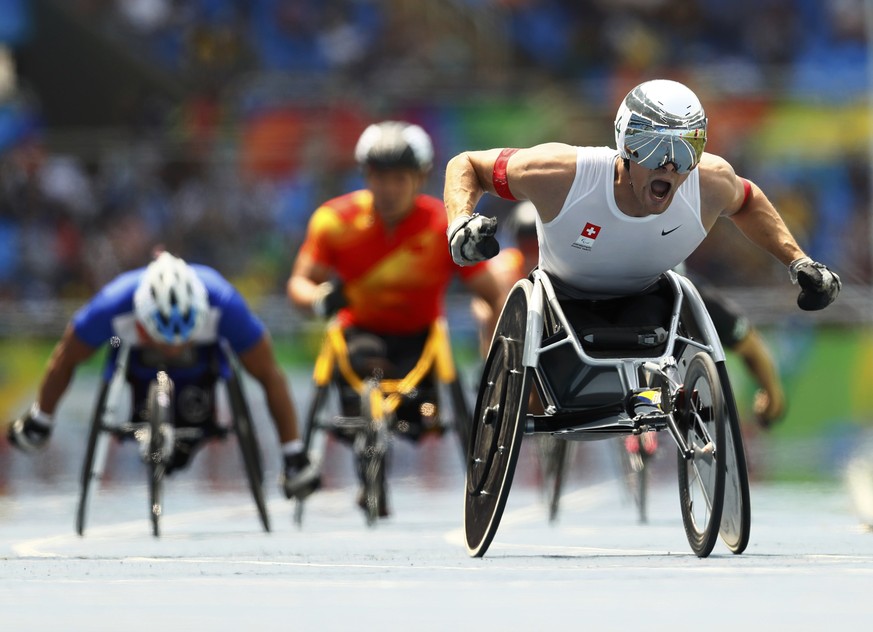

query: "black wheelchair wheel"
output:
538 435 568 524
449 377 472 463
76 381 111 536
227 371 271 533
464 281 531 558
715 362 752 554
146 375 172 538
293 383 331 527
677 353 726 558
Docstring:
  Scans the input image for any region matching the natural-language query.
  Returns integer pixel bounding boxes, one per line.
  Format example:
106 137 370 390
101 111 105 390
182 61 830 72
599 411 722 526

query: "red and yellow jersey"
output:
299 190 487 334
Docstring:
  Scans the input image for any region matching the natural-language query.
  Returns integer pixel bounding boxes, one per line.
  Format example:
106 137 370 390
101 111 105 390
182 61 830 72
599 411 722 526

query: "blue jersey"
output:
71 264 266 384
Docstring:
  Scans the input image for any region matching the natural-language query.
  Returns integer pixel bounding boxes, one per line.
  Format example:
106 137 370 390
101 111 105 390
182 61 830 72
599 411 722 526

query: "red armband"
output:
492 148 520 201
741 178 752 208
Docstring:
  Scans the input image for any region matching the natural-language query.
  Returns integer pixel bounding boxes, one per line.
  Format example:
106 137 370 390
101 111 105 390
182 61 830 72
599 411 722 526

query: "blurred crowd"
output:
0 0 870 305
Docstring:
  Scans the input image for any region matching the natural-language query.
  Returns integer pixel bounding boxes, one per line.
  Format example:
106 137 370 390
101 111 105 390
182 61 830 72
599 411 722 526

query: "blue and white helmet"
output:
354 121 433 171
614 79 707 174
133 252 208 345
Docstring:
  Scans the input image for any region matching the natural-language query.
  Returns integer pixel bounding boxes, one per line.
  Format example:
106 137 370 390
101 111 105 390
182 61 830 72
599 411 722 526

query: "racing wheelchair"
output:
76 340 270 537
295 317 471 527
465 269 751 558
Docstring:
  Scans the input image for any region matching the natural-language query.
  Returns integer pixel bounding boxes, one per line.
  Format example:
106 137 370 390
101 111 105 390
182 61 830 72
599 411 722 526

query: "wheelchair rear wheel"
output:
76 381 111 536
449 377 472 463
294 383 331 527
677 353 726 557
715 363 751 554
464 281 532 557
227 371 271 533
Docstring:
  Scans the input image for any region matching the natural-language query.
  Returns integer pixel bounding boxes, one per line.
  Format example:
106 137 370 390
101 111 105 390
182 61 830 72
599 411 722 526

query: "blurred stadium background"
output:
1 0 873 484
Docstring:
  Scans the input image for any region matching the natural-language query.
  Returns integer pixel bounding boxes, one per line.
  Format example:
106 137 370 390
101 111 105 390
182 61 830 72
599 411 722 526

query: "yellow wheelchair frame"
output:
296 317 471 526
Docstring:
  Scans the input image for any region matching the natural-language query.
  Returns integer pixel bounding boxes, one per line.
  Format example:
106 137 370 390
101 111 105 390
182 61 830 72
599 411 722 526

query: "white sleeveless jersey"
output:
537 146 706 296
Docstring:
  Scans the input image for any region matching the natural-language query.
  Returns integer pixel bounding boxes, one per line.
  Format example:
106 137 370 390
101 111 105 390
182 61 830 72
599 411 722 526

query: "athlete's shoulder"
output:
89 267 143 312
189 264 238 306
319 190 372 219
578 145 619 162
696 152 737 208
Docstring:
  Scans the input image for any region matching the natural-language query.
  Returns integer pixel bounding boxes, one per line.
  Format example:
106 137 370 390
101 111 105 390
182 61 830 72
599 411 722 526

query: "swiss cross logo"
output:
572 222 602 251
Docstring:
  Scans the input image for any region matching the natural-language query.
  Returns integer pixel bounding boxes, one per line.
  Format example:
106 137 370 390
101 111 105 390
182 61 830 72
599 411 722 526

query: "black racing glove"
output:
7 405 53 453
312 281 348 318
447 214 500 266
789 257 841 311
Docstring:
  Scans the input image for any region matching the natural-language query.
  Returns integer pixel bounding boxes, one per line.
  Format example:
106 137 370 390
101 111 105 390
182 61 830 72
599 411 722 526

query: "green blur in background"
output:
2 325 871 483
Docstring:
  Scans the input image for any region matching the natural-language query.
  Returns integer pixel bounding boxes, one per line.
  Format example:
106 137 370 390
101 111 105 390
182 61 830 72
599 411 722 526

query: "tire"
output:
449 378 472 463
76 381 111 536
358 381 389 527
293 384 330 527
676 353 726 558
227 371 271 533
360 425 388 527
715 362 752 554
146 374 173 538
538 435 568 524
616 435 655 525
464 281 532 557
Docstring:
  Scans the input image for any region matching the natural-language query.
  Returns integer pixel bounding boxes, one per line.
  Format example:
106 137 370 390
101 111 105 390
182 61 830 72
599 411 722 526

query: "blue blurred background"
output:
1 0 873 483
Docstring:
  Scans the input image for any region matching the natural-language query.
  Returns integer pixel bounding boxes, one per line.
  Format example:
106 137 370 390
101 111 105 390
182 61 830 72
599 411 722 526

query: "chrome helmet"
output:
133 252 209 345
354 121 434 171
614 79 707 174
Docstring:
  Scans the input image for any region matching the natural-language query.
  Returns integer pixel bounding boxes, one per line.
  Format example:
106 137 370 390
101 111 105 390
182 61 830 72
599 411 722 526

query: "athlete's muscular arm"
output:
238 334 300 443
699 154 805 266
444 143 577 224
35 325 97 415
287 250 333 313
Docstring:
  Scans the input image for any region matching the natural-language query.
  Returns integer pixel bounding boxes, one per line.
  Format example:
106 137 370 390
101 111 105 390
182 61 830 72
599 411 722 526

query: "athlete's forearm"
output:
444 152 488 223
728 183 805 267
240 337 300 443
262 372 299 443
37 326 95 415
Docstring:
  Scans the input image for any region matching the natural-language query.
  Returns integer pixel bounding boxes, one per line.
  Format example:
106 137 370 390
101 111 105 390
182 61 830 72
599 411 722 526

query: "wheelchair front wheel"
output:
677 353 726 558
538 435 569 524
464 281 532 557
146 374 173 538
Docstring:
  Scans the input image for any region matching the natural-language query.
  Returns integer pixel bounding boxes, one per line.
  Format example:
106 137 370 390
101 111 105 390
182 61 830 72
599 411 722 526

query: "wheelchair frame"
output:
75 340 270 537
295 317 471 527
465 269 751 558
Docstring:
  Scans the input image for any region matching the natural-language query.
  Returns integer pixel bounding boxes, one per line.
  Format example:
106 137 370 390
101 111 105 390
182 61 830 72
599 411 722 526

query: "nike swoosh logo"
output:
661 225 681 236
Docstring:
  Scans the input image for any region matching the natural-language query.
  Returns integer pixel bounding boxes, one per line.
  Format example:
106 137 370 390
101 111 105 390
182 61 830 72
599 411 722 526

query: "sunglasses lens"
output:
624 128 705 174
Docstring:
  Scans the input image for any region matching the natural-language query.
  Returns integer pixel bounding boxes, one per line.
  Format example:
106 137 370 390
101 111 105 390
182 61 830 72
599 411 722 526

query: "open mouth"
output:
650 179 672 200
